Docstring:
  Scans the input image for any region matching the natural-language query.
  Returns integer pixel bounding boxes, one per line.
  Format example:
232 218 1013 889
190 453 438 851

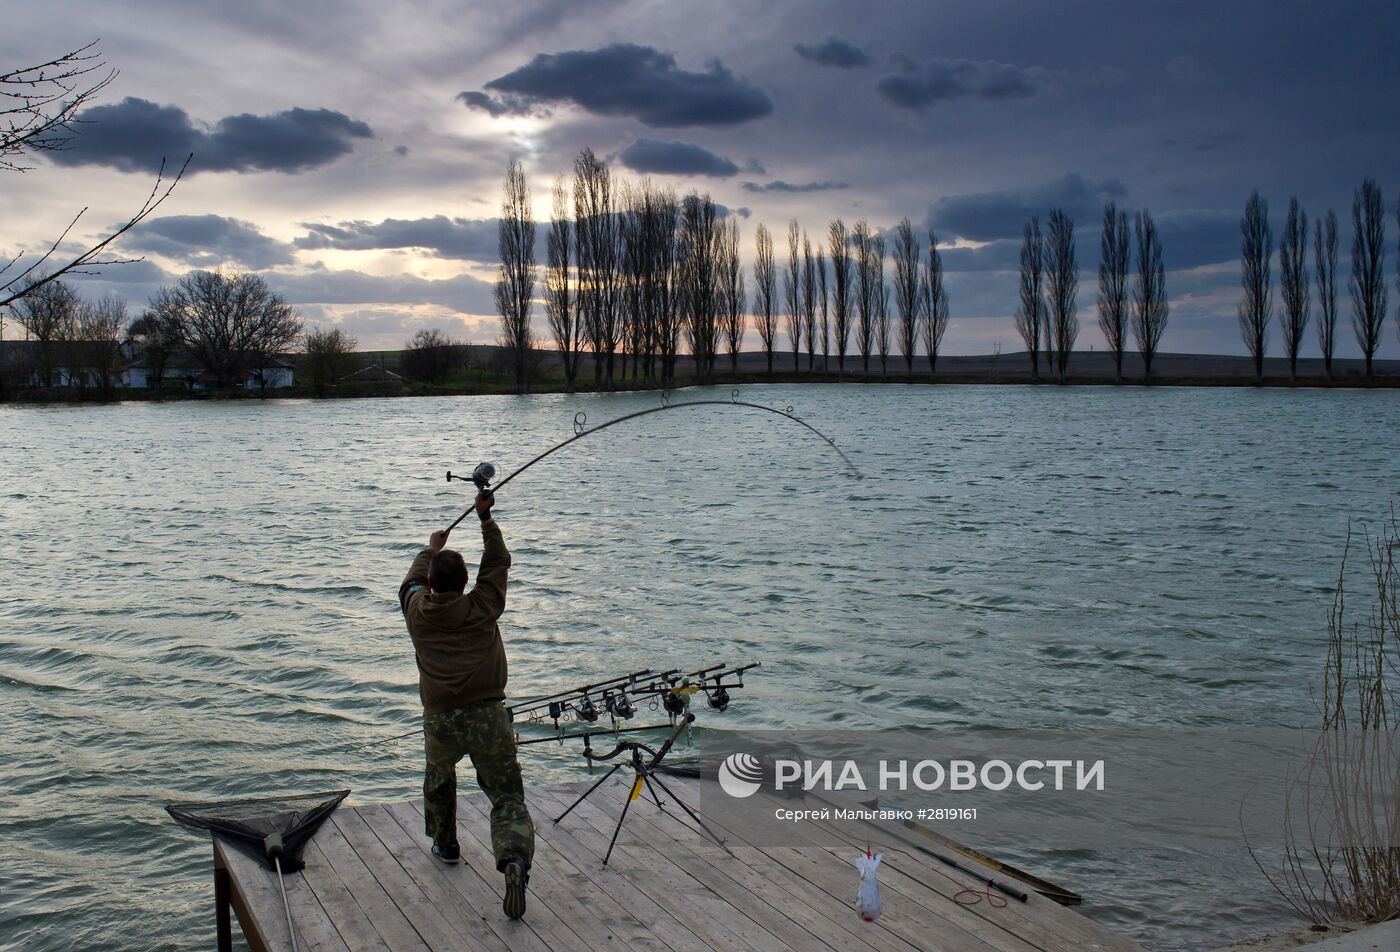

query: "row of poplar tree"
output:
495 154 1399 393
493 150 952 393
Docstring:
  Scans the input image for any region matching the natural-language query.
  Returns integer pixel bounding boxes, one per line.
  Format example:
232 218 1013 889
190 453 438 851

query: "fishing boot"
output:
502 856 528 920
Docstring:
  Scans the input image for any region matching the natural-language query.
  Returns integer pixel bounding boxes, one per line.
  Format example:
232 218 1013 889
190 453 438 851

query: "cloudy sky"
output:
5 0 1399 357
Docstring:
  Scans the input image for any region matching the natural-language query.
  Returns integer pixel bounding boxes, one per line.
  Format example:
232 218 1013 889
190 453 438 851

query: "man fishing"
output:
399 489 534 920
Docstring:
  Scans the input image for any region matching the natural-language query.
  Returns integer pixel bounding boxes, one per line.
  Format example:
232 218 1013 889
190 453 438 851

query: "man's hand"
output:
427 529 449 552
475 490 495 519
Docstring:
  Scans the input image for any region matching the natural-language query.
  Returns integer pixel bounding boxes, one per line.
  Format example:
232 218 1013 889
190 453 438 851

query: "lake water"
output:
2 384 1397 951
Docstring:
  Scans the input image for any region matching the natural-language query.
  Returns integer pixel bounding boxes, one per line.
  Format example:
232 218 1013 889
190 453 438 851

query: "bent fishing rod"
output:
443 389 863 535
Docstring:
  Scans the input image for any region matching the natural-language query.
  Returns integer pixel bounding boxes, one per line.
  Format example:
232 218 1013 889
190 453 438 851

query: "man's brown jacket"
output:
399 517 511 715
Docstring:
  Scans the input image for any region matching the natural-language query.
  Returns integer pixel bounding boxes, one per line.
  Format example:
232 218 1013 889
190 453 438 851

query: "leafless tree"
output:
651 189 682 385
815 247 829 371
719 216 745 373
924 230 949 378
126 296 181 396
783 220 801 371
1097 202 1130 383
753 223 777 373
1014 218 1044 380
494 159 535 392
618 181 645 383
250 302 302 399
574 148 621 388
72 293 127 397
852 221 875 374
828 220 852 373
402 327 469 385
545 175 582 392
1349 179 1387 380
802 233 817 370
1132 209 1168 384
9 275 78 386
1239 190 1273 385
1045 209 1079 383
1314 210 1339 379
893 219 921 373
303 326 359 396
1 41 186 311
164 270 302 390
679 192 720 382
1278 197 1310 382
872 237 889 376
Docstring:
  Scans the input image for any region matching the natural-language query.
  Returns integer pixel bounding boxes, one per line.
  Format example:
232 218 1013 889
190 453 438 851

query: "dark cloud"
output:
617 138 739 177
931 207 1239 275
125 215 294 270
740 180 850 193
794 36 871 69
295 216 499 261
876 56 1046 111
47 97 372 174
1154 209 1238 270
455 90 548 119
928 173 1128 241
479 43 773 126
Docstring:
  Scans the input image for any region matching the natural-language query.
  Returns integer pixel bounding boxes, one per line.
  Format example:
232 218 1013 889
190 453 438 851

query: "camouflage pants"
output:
423 701 535 871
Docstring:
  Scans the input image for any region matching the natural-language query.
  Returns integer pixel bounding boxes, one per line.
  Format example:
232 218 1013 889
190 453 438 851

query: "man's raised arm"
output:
471 491 511 619
399 529 447 615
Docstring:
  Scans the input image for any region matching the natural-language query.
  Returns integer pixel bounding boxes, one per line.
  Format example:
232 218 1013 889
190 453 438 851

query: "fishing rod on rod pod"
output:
442 389 863 535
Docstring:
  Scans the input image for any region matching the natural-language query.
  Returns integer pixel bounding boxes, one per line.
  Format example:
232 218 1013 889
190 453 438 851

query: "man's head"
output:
428 548 468 593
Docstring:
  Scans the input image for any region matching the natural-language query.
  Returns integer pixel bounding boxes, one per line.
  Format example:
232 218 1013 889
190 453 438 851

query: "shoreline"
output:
5 364 1400 404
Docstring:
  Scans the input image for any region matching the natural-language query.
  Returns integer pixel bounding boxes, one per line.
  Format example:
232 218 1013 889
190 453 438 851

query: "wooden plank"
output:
299 838 392 952
553 776 919 952
383 800 557 952
639 777 1047 952
354 804 514 952
330 808 482 952
385 797 589 952
212 785 1151 952
532 778 898 952
454 793 667 952
664 774 1146 952
538 779 1023 952
557 780 924 952
772 785 1146 952
310 809 432 951
215 835 343 952
435 791 718 952
530 785 801 952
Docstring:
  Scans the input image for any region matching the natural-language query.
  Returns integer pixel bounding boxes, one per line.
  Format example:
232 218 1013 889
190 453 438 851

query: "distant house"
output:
125 351 296 390
336 363 405 385
0 340 125 388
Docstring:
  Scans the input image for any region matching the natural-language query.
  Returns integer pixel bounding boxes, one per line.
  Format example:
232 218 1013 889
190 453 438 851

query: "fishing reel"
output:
604 691 636 721
446 461 496 492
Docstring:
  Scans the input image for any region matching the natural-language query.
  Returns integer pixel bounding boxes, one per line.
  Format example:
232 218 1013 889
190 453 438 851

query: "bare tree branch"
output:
1046 209 1079 383
1239 190 1273 385
828 219 852 374
1097 202 1130 383
1279 197 1311 382
924 230 949 378
1132 209 1168 384
753 223 776 374
1014 217 1044 381
1349 179 1387 380
1314 209 1339 378
495 159 536 393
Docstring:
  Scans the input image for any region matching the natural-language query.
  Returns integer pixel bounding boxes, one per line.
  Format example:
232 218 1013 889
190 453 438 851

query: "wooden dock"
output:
212 775 1146 952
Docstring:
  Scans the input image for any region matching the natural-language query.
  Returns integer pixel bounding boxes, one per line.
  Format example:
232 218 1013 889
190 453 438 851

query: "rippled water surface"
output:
2 385 1398 951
